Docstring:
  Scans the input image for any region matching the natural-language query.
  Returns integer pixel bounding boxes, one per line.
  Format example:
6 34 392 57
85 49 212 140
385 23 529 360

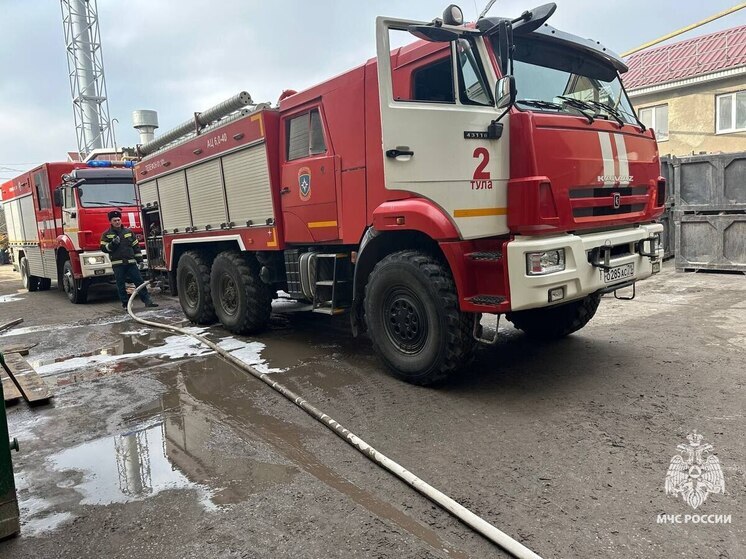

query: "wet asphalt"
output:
0 262 743 558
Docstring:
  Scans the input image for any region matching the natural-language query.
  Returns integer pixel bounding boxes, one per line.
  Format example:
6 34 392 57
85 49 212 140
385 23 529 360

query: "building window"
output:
716 91 746 133
638 104 669 141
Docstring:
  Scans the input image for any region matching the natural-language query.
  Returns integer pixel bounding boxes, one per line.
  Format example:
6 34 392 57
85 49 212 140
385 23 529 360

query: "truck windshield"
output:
78 181 137 208
495 36 638 125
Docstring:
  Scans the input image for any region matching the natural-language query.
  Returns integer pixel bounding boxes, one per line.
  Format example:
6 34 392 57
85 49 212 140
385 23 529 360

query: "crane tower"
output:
60 0 113 158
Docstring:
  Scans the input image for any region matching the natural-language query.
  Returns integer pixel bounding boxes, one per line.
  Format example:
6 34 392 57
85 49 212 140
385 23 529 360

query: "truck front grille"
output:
569 186 648 219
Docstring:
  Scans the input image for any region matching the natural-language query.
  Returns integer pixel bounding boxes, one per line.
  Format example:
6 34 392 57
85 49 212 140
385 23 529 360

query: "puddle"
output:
50 422 215 508
32 331 286 379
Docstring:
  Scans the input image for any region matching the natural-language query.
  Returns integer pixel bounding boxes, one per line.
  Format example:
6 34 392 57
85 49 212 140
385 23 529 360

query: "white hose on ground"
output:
127 282 545 559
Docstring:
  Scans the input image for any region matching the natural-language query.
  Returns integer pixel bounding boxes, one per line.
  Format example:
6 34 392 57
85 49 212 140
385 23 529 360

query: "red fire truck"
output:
136 4 665 384
1 161 141 304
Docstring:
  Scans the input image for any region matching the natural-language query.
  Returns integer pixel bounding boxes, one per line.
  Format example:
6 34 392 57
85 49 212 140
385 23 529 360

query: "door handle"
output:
386 148 414 159
280 187 290 195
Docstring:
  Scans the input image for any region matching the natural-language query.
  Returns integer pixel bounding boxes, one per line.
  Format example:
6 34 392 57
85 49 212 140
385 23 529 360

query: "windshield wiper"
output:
556 96 597 124
81 201 115 206
106 200 135 205
584 100 627 128
516 99 563 110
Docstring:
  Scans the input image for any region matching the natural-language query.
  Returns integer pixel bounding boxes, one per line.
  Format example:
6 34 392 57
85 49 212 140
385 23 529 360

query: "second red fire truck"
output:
1 161 141 304
135 3 665 384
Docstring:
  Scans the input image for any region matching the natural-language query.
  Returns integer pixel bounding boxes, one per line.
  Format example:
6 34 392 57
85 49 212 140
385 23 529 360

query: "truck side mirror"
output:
495 76 516 109
53 189 63 207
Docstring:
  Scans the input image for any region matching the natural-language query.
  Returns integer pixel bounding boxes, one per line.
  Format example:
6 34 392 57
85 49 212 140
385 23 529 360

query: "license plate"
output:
603 263 634 283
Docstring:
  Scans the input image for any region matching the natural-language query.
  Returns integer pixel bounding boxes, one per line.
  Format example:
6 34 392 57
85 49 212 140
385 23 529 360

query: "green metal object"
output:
0 351 20 540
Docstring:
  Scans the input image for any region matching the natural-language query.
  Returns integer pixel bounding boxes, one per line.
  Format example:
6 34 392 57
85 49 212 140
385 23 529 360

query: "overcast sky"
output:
1 0 743 180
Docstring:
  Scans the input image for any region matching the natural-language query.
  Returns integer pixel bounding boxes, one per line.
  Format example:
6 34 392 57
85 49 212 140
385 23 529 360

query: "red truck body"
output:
136 7 665 383
1 162 140 303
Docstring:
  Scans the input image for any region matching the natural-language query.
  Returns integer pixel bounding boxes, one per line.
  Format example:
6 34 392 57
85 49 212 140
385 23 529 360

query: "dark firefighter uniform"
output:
100 210 158 309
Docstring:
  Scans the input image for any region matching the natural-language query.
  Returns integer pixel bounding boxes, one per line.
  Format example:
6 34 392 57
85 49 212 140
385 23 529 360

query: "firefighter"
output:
100 210 158 310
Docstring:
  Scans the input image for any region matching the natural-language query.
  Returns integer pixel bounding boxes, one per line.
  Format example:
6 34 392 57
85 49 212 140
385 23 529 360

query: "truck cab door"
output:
61 185 80 250
376 17 509 240
279 107 340 243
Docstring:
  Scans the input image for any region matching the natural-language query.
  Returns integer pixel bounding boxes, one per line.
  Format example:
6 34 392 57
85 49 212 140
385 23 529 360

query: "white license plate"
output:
603 263 634 283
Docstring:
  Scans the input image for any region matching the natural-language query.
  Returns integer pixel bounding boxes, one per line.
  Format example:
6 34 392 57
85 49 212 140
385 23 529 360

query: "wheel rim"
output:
21 263 29 288
382 286 428 354
63 265 75 295
219 273 239 316
183 271 199 308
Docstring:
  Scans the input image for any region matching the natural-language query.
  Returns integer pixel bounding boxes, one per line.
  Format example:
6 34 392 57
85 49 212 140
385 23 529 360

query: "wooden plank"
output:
0 345 34 357
0 319 23 334
1 369 22 402
3 353 52 404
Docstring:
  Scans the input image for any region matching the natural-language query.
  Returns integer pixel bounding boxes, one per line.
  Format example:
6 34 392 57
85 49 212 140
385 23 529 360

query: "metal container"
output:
660 155 675 208
674 152 746 212
659 210 675 260
675 212 746 272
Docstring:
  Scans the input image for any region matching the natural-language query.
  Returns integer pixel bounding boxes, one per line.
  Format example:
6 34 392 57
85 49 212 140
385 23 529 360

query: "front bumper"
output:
78 251 113 278
506 223 664 311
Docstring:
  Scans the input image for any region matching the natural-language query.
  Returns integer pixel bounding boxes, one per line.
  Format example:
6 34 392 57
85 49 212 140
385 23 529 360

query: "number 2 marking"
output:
473 147 490 180
471 147 493 189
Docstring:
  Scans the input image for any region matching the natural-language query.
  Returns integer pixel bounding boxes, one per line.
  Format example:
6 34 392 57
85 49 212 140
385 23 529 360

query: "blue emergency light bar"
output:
86 160 135 168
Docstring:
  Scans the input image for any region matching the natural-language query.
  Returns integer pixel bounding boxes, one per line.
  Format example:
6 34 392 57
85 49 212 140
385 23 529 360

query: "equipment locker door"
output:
280 107 340 243
376 17 510 240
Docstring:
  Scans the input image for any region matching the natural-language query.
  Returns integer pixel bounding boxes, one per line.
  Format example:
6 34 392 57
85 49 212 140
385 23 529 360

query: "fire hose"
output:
127 282 544 559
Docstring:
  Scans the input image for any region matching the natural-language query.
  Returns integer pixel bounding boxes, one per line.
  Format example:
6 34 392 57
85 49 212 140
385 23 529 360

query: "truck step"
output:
466 295 506 306
312 303 349 315
465 251 502 261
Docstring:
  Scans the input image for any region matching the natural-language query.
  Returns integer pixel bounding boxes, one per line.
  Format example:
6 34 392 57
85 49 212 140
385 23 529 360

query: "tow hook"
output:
636 236 659 258
589 246 614 270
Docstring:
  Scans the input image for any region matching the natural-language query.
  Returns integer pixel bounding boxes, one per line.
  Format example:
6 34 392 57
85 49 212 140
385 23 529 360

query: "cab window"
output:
34 172 50 210
456 38 492 106
286 109 327 161
412 57 455 102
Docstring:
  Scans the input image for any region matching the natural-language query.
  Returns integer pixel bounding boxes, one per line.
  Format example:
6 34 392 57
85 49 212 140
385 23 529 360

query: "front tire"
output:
62 259 89 304
210 251 272 335
364 250 475 386
506 293 602 340
20 257 39 292
177 250 216 324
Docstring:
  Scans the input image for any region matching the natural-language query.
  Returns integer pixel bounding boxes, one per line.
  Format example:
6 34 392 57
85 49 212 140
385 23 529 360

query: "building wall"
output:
629 75 746 157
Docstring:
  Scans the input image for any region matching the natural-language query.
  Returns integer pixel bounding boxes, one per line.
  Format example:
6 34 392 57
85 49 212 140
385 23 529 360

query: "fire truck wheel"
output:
210 251 272 335
62 259 89 304
177 250 216 324
364 250 475 386
505 293 602 340
20 257 40 292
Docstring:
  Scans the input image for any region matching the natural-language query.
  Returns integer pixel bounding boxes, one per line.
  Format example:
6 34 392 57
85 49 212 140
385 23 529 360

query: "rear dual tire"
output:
210 251 272 335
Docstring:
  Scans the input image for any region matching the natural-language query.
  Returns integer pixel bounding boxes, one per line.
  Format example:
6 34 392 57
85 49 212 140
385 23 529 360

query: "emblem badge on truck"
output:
612 192 621 209
298 167 311 201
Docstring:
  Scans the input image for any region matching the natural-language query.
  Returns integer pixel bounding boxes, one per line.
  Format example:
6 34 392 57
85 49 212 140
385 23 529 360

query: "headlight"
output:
526 249 565 275
86 256 105 265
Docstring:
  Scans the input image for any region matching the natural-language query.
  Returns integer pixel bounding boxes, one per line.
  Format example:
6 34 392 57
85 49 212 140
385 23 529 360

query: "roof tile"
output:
624 25 746 90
